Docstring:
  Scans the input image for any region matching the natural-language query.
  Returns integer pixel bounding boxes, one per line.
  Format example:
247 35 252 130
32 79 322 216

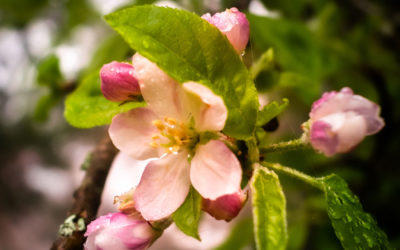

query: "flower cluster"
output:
84 7 250 250
84 5 386 250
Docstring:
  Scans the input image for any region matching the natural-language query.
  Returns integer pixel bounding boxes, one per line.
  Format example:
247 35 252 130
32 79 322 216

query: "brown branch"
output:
51 134 118 250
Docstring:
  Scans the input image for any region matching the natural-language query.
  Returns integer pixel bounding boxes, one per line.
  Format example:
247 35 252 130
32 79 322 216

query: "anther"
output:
151 134 160 140
165 117 177 125
152 120 165 131
150 142 159 148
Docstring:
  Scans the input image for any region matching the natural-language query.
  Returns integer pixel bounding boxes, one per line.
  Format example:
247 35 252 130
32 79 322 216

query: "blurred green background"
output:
0 0 399 249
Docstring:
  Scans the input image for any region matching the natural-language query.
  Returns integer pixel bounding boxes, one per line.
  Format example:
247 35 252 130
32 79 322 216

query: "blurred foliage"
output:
214 217 255 250
0 0 49 27
248 0 400 248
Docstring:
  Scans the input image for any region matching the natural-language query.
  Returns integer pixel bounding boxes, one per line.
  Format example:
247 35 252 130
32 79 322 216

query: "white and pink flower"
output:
307 87 384 156
100 61 141 102
84 212 159 250
108 54 243 221
202 7 249 54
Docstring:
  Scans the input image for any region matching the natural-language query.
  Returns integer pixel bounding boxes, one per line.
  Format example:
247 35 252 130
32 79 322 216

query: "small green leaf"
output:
250 48 275 80
64 72 145 128
172 186 202 240
33 94 60 122
214 217 254 250
257 98 289 126
105 6 258 139
320 174 391 249
251 167 288 250
36 54 63 89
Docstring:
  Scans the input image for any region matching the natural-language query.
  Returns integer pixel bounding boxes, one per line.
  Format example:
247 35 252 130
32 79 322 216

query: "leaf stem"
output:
261 162 324 190
259 137 310 154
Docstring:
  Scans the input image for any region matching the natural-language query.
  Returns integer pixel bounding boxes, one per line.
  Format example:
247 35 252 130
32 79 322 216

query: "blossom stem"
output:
261 162 324 190
259 137 310 154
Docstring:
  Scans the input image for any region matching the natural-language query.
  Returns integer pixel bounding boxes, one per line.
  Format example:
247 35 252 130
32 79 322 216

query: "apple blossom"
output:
84 212 159 250
108 53 243 221
202 7 250 54
100 61 141 102
307 87 384 156
202 190 247 221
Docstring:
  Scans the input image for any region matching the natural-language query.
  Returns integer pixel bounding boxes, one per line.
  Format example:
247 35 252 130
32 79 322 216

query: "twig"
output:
50 134 118 250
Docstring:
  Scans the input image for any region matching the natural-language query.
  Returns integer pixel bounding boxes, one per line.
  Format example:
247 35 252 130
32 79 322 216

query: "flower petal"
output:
311 112 368 156
190 140 242 200
132 53 185 120
109 108 164 160
310 120 338 156
134 152 191 221
182 82 227 132
202 190 247 221
331 112 368 153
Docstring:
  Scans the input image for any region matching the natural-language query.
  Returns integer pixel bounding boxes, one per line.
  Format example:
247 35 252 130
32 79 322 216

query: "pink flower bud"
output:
202 190 247 221
308 87 384 156
202 7 250 54
100 61 141 102
84 212 159 250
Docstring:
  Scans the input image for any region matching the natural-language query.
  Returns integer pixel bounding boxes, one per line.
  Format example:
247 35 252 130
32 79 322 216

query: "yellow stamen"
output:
165 117 177 125
174 135 183 145
152 120 165 131
150 116 194 155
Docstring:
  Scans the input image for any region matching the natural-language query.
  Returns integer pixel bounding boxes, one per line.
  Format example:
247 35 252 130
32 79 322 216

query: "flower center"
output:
150 117 194 154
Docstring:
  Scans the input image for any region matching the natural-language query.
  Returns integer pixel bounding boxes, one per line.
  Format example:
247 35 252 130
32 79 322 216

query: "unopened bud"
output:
84 212 160 250
307 87 384 156
100 61 141 102
202 7 250 54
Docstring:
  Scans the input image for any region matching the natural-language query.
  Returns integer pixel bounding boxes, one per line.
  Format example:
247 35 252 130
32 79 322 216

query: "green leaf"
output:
320 174 391 249
251 167 288 250
257 98 289 126
64 72 145 128
172 186 202 240
214 217 254 250
105 6 258 139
